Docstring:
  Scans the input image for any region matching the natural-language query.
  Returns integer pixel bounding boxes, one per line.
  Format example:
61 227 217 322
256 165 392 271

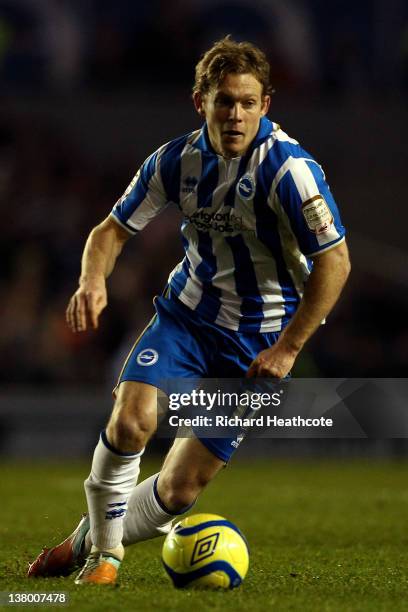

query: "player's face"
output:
194 72 270 159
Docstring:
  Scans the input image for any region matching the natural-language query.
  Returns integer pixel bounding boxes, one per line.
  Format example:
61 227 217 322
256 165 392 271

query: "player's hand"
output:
66 280 107 332
246 343 299 379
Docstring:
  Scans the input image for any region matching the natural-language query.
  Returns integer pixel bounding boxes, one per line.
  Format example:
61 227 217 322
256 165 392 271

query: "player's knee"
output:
160 485 196 512
158 472 209 512
106 396 155 453
107 418 150 453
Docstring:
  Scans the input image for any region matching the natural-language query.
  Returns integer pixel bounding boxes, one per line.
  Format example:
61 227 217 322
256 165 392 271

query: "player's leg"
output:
126 324 287 533
122 436 225 546
122 322 283 527
158 436 225 510
76 295 211 583
85 381 157 537
28 296 210 580
28 435 223 580
27 380 158 581
75 380 158 584
78 424 224 584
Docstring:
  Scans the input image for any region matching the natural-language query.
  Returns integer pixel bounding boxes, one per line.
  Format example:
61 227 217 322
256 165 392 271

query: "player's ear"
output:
193 92 206 118
261 95 270 116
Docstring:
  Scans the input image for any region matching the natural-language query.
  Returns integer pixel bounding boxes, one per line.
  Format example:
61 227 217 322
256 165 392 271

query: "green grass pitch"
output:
1 457 408 611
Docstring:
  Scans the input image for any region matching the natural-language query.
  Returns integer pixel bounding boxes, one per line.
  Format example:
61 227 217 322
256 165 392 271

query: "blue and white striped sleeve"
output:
273 155 346 257
111 149 168 234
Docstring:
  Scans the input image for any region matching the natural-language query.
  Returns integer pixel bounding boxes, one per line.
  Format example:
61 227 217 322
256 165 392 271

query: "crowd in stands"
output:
0 0 406 95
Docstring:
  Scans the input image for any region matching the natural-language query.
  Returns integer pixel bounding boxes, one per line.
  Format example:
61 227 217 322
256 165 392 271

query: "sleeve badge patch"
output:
302 195 333 234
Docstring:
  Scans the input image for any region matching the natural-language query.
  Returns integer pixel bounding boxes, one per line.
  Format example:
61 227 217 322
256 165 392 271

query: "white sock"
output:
122 473 194 545
84 431 144 551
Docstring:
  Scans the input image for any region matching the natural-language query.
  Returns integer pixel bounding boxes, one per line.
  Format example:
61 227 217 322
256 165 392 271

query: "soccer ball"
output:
161 513 249 589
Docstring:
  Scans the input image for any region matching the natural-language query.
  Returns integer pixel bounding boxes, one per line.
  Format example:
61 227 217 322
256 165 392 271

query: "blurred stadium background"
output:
0 0 407 459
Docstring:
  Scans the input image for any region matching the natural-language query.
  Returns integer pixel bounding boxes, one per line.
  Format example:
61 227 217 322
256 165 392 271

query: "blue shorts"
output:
116 294 281 462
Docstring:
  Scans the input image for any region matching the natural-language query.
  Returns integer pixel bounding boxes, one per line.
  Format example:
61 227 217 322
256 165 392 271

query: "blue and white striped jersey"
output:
111 117 345 333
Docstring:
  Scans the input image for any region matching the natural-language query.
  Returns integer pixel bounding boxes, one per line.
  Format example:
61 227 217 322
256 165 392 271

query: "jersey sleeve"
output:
271 155 346 256
111 149 168 234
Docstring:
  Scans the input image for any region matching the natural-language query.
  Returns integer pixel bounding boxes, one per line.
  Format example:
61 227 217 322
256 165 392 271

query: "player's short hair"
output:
193 36 272 97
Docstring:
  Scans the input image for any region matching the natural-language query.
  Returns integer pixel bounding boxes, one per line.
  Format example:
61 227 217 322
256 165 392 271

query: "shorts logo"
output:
136 348 159 366
302 195 333 234
231 433 245 448
237 174 255 200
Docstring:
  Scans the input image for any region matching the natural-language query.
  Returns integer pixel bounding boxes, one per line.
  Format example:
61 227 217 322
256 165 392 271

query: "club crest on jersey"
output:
302 195 333 234
237 174 255 200
136 348 159 366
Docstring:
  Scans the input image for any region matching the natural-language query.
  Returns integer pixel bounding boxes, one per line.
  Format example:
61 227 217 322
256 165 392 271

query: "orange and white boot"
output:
74 545 124 585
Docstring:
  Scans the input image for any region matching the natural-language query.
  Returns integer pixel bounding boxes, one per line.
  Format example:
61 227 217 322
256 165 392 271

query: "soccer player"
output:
28 37 350 584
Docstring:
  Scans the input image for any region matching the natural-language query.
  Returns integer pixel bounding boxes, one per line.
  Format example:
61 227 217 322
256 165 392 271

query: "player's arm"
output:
66 216 131 333
247 240 351 378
